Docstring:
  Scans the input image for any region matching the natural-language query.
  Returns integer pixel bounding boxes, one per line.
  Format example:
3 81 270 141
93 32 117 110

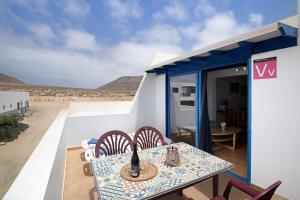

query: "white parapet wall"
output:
63 72 166 147
251 46 300 199
68 101 133 116
3 111 67 200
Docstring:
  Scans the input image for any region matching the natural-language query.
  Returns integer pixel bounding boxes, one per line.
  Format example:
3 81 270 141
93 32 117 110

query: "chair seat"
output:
211 196 226 200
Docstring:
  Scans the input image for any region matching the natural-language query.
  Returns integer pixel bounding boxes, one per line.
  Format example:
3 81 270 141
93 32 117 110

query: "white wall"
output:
0 91 29 113
63 73 167 147
251 46 300 199
155 74 166 133
207 67 247 121
68 101 133 116
3 111 67 200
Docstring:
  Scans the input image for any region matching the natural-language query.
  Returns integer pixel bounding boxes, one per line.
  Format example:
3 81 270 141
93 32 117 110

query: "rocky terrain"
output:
0 73 24 85
97 75 143 94
0 74 143 101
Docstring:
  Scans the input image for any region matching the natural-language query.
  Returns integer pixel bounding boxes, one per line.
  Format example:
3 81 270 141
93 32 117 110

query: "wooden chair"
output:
211 179 281 200
95 130 133 157
134 126 167 150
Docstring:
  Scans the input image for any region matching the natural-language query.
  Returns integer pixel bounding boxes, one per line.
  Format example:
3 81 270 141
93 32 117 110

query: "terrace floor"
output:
172 133 247 177
64 148 287 200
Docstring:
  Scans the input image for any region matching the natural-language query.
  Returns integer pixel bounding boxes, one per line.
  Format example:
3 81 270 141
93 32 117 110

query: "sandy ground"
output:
0 101 68 199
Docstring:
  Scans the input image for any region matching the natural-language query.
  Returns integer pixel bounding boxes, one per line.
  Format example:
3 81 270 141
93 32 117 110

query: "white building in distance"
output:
0 91 30 115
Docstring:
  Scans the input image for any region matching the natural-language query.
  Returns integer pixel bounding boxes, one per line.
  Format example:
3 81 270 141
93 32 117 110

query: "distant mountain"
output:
97 75 143 94
0 73 25 85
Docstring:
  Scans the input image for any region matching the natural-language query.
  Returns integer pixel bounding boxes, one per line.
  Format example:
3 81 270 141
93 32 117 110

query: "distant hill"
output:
0 73 25 85
97 75 143 94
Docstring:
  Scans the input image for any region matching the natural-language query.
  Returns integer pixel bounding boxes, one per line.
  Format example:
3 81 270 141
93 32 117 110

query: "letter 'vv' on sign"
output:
253 57 277 80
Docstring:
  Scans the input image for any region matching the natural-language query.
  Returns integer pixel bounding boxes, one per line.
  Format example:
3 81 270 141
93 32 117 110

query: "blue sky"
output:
0 0 297 88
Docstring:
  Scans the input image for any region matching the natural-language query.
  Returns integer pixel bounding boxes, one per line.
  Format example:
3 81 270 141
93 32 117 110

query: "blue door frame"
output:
166 61 252 183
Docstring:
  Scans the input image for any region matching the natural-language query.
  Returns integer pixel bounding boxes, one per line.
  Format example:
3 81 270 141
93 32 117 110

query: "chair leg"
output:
177 128 182 136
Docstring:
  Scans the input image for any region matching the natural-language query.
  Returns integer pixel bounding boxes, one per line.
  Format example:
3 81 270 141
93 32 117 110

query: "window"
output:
180 100 195 106
17 102 20 109
3 105 5 110
10 104 12 108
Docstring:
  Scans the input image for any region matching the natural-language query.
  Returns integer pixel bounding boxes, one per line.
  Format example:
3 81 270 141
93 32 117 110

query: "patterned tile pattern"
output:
91 142 233 200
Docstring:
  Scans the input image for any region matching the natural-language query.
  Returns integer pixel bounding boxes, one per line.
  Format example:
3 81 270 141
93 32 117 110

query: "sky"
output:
0 0 297 88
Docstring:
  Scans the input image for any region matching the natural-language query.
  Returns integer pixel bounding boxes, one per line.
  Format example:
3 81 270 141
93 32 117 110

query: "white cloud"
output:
0 26 183 88
249 12 263 26
194 1 216 16
179 24 202 40
106 0 142 19
133 24 181 44
58 0 90 17
109 41 182 76
153 2 188 22
192 11 259 49
28 23 55 42
62 30 99 51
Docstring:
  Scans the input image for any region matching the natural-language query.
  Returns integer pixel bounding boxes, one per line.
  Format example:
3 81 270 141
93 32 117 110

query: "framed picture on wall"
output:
172 87 179 93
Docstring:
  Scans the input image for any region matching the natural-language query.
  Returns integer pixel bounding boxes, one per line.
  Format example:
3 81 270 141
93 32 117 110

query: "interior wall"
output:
216 76 247 122
207 67 247 121
170 81 195 133
251 46 300 199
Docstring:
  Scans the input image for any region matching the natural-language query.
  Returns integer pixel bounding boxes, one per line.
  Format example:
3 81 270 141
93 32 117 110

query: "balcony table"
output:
91 142 233 200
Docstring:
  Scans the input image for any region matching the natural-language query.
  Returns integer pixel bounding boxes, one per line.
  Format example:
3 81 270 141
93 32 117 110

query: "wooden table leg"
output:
213 174 219 197
233 134 236 150
178 189 183 196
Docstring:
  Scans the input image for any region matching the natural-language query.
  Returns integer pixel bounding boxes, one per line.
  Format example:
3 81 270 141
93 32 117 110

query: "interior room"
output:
170 73 196 147
207 66 248 178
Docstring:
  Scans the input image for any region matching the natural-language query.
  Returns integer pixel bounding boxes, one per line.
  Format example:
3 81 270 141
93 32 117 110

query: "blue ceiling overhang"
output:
147 24 297 75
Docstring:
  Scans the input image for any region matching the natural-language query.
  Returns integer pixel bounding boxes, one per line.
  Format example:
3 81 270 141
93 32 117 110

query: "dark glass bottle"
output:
130 143 140 177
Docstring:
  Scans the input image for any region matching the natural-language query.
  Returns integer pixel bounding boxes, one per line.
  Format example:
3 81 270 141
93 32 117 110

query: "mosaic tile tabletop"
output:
91 142 233 200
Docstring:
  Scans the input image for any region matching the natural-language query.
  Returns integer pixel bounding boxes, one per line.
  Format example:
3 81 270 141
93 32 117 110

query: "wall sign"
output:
253 57 277 80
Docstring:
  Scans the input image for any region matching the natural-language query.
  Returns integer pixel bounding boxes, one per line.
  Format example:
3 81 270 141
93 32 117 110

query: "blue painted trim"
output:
168 68 198 78
148 35 297 75
225 170 248 184
278 23 298 38
208 50 225 55
238 41 254 48
166 73 170 138
247 58 252 184
195 70 201 148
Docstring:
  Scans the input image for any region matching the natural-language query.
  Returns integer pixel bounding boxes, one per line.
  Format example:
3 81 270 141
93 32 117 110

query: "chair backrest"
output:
95 130 133 157
134 126 167 150
253 181 282 200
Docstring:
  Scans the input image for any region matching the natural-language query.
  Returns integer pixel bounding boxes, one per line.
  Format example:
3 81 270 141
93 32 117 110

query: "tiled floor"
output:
172 132 247 177
63 148 287 200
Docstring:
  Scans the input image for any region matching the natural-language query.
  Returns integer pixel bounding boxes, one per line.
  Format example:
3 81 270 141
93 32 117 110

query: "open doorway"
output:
169 73 197 147
207 65 248 178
